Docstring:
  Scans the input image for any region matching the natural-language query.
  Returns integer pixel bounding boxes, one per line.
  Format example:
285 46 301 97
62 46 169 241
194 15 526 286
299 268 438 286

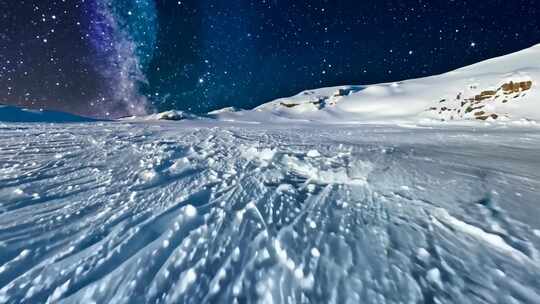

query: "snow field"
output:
0 121 539 303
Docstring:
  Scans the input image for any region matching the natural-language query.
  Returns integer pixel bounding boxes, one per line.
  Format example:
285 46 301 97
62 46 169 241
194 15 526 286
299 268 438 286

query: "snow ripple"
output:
0 122 540 303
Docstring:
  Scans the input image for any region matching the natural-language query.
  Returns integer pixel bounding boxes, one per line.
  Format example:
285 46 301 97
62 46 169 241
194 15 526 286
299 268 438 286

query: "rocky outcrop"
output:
466 81 532 103
501 81 533 94
280 102 300 108
278 87 363 110
427 80 533 121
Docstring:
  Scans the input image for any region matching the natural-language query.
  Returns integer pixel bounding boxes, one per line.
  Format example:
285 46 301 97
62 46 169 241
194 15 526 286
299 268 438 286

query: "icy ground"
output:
1 121 540 304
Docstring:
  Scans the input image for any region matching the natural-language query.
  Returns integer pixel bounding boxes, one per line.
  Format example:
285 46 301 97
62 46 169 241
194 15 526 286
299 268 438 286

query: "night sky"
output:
1 0 539 118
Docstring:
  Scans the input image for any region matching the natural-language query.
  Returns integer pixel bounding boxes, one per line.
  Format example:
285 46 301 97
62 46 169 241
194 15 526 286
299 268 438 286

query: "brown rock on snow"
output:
501 81 533 94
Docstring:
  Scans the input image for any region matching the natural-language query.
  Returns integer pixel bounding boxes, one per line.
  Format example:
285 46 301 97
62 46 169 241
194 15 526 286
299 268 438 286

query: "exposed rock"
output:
280 102 300 108
429 79 533 122
474 90 497 101
309 97 328 110
501 81 533 94
474 111 486 116
333 87 360 97
334 89 349 97
154 110 196 121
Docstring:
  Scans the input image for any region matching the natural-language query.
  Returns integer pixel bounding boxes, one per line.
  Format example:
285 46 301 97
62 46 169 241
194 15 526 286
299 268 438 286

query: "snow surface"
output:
1 119 540 303
213 43 540 124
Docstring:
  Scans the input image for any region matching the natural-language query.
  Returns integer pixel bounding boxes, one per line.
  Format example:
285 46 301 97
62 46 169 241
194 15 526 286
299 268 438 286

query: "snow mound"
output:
207 107 241 115
0 104 95 123
123 110 199 121
219 43 540 124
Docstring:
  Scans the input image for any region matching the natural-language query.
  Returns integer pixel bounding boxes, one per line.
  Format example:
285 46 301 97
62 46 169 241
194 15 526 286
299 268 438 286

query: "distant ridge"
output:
0 104 97 123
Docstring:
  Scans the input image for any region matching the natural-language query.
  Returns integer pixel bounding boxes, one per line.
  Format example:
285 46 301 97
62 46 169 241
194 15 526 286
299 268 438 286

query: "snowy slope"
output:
0 104 95 123
214 44 540 124
1 120 540 303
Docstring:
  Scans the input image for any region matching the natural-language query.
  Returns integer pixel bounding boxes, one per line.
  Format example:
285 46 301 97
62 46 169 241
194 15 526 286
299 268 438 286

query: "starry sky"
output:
1 0 540 118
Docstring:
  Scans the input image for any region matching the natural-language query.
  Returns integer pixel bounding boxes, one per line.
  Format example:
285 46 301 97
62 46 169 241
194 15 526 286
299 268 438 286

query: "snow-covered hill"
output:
214 44 540 124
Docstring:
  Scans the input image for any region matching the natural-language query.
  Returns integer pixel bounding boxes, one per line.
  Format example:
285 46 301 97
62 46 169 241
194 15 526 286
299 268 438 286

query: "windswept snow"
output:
1 120 540 303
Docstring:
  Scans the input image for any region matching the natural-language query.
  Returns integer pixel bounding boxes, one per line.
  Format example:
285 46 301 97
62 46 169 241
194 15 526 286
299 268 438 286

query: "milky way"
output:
85 0 158 116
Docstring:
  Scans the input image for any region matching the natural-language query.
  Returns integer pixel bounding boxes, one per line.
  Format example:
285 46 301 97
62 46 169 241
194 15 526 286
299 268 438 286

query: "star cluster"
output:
1 0 539 117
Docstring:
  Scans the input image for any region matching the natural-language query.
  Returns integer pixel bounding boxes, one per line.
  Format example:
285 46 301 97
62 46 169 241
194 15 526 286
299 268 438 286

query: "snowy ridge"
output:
214 44 540 124
120 110 199 122
1 121 540 303
207 107 241 115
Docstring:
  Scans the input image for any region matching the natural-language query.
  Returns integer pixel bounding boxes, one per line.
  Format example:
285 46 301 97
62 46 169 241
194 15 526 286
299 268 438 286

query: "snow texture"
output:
1 119 540 303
